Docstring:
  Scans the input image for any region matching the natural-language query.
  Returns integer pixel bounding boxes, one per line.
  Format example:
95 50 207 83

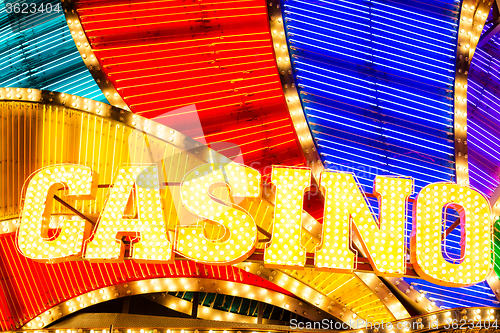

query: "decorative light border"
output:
454 0 494 185
17 307 500 333
61 0 129 110
0 219 19 235
0 88 413 326
0 87 219 164
23 278 332 329
266 1 324 184
366 307 500 333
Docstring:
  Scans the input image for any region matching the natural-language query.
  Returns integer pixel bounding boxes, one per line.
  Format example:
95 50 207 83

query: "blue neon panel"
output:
0 0 106 102
282 0 498 308
467 9 500 198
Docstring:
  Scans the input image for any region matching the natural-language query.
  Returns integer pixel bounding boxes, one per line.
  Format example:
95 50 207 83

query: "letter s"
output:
176 162 261 264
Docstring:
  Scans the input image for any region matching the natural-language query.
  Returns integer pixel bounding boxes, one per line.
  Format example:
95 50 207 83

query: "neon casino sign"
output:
17 162 493 288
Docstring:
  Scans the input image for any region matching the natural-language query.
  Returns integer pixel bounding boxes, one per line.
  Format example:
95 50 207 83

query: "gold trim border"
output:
61 0 129 110
0 87 217 163
266 1 324 184
454 0 494 184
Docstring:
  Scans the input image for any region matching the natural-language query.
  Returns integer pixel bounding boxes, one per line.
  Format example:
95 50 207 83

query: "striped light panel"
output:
466 7 500 280
467 9 500 198
0 0 106 101
282 0 498 308
283 0 457 193
73 0 304 175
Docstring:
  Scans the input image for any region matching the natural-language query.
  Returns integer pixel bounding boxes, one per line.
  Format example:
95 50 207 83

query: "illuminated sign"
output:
16 162 493 287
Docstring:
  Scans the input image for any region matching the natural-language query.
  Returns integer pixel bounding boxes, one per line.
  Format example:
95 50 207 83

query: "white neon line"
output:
377 83 453 110
298 70 376 93
300 83 376 105
372 1 458 28
307 110 454 154
372 33 453 57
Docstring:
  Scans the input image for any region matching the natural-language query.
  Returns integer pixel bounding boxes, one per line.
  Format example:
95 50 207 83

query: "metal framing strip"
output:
0 87 216 163
266 0 323 184
142 293 261 324
384 277 440 314
354 273 410 320
61 0 129 110
143 292 315 324
454 0 494 185
478 0 500 47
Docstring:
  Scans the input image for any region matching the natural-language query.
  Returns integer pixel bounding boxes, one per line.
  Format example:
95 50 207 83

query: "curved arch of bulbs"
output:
23 277 337 328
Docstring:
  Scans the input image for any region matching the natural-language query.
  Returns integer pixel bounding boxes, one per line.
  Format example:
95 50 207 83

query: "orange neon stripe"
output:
134 87 280 111
114 59 273 81
105 47 270 68
126 74 276 99
0 240 37 318
198 118 291 139
79 0 258 17
77 0 178 11
84 13 266 32
83 6 265 24
93 32 270 51
0 242 18 327
116 65 219 81
216 132 294 153
149 94 284 118
117 66 276 89
105 51 217 67
232 138 296 158
131 82 278 107
212 59 278 70
268 138 297 150
259 163 305 178
100 41 270 60
215 52 273 61
210 126 293 144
